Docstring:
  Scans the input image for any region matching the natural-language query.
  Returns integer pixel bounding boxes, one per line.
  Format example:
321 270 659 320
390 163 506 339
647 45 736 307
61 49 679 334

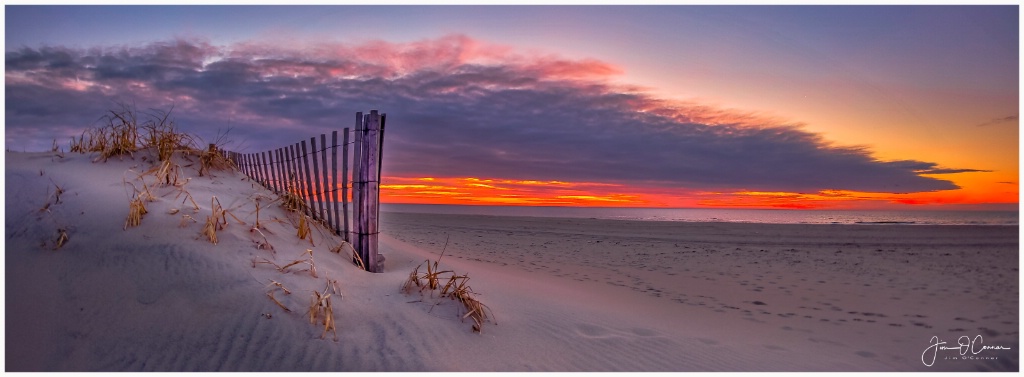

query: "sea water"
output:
380 204 1018 226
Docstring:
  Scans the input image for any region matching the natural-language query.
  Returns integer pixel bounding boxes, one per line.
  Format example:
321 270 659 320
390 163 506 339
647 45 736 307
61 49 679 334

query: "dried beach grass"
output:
351 246 366 271
124 195 148 230
296 215 314 246
201 215 219 244
308 281 339 341
54 228 69 250
198 145 234 177
97 105 142 161
251 226 275 253
457 291 496 333
171 178 200 213
252 249 317 277
401 263 422 294
200 196 246 245
140 108 196 162
202 197 225 244
400 235 495 332
442 274 496 333
266 280 292 313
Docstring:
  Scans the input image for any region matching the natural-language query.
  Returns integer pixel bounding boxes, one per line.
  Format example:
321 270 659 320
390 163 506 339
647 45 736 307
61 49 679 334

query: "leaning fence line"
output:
226 110 386 273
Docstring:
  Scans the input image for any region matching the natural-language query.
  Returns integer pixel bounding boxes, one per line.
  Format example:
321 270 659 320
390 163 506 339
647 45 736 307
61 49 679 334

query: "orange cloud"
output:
381 176 646 206
380 175 1016 210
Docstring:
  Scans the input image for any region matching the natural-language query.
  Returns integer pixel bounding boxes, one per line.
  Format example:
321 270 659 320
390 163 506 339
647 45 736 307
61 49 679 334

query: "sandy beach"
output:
382 212 1020 371
5 150 1019 371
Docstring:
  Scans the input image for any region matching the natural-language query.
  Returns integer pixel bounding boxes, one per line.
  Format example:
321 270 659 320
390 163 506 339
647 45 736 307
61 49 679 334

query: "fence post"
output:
361 110 382 272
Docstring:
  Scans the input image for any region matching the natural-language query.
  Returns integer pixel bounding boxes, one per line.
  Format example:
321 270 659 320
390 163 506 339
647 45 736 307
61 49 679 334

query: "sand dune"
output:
5 150 1018 371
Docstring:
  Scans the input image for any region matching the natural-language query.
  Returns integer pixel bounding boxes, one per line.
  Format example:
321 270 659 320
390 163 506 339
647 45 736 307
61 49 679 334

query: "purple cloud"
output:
5 36 981 193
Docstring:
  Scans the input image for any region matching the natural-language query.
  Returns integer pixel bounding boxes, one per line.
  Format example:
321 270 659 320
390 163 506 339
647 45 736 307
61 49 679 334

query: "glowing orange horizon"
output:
379 175 1018 210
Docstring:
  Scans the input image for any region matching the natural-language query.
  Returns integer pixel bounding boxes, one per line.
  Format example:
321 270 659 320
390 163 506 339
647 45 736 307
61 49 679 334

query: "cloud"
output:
5 36 977 194
974 115 1018 127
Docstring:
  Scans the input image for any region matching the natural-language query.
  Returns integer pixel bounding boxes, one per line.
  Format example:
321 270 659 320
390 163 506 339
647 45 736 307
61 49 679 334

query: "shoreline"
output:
383 209 1021 227
379 205 1019 226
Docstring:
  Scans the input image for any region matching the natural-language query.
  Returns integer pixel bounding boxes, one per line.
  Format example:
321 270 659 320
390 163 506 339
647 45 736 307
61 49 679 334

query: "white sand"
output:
4 149 1019 371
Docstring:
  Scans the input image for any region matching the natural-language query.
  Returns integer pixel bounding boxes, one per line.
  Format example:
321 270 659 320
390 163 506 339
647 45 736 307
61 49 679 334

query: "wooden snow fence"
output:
227 110 387 272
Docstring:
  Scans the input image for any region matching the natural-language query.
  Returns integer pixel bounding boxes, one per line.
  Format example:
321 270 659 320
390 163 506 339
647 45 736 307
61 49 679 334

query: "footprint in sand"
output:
696 338 719 345
855 351 876 358
574 323 609 337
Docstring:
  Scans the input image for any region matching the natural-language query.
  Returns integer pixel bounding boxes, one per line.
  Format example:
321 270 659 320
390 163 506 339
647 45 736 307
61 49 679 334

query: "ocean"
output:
380 204 1019 226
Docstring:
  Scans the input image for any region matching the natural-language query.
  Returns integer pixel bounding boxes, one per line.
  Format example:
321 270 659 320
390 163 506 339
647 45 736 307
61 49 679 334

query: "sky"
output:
4 4 1019 210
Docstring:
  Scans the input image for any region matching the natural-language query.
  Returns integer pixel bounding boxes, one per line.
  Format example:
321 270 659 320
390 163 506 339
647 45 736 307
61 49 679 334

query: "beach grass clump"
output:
201 196 243 245
97 106 142 161
402 260 496 333
400 236 496 333
201 215 219 244
197 145 235 177
122 177 153 230
296 215 314 246
124 195 149 230
138 106 196 161
69 105 236 180
308 281 339 341
443 274 496 333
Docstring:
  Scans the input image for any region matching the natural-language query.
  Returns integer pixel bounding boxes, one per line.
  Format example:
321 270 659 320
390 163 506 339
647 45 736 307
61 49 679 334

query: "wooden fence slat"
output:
341 129 350 241
293 144 302 202
254 152 260 184
334 130 344 238
290 143 301 215
294 144 303 211
321 133 334 233
253 153 258 182
260 152 269 188
278 148 287 195
278 149 286 191
276 147 284 194
244 154 252 182
287 145 298 196
267 151 278 193
352 112 363 246
300 140 316 219
311 136 326 224
275 149 283 194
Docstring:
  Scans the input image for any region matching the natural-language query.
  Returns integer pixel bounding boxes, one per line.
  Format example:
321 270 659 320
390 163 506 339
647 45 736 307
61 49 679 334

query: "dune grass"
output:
400 235 496 333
